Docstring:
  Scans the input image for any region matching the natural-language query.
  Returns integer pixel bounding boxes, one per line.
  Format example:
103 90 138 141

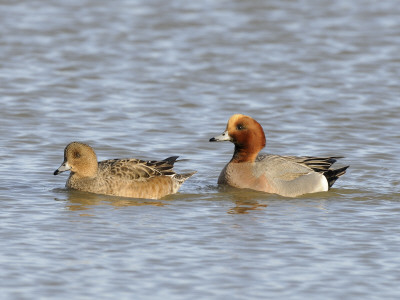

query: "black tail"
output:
324 166 349 188
162 156 179 165
174 171 197 183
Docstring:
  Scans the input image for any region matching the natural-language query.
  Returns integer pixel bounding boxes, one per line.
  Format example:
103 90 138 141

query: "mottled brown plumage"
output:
54 142 195 199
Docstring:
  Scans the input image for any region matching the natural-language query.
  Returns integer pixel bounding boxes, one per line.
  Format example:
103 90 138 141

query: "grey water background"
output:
1 0 400 299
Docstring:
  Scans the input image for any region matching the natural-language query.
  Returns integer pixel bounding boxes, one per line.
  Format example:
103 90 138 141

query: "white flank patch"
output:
320 174 329 191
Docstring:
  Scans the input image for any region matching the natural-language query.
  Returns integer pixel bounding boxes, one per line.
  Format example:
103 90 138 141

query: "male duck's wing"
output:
253 155 329 195
255 154 314 179
256 154 341 174
283 156 342 172
255 154 347 196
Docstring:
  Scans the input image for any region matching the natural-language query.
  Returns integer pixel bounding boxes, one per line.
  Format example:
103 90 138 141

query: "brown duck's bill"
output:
54 162 71 175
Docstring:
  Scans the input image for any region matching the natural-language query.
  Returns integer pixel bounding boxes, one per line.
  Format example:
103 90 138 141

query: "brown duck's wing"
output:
99 156 179 181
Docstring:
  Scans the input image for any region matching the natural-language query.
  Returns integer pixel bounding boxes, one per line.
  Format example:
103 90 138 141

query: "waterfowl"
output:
209 114 349 197
54 142 196 199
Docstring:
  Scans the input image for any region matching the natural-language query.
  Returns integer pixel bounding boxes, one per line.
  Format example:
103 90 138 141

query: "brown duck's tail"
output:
174 171 197 183
162 156 180 165
324 166 349 188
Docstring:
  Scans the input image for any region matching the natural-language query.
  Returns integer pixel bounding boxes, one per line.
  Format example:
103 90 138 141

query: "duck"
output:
209 114 349 197
54 142 196 199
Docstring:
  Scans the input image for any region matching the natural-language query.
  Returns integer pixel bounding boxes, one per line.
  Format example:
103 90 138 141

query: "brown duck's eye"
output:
236 124 245 130
73 151 81 159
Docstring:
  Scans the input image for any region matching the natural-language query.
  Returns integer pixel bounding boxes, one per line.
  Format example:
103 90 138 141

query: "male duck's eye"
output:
236 124 245 130
73 151 81 159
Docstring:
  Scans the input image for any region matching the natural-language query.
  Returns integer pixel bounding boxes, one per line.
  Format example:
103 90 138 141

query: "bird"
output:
54 142 196 199
209 114 348 197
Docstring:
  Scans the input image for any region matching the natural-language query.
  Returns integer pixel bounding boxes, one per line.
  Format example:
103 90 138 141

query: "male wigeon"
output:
54 142 196 199
209 114 349 197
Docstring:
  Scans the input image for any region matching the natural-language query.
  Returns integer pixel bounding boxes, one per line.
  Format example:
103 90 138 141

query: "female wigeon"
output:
54 142 196 199
210 114 349 197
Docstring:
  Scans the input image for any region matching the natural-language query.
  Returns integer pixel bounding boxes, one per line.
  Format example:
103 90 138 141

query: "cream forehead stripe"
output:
227 114 249 126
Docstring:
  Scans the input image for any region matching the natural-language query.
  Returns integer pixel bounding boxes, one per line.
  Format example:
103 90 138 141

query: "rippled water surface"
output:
1 0 400 299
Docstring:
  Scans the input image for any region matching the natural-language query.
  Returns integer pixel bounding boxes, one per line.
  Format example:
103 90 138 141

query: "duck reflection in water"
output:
228 199 268 214
55 189 166 212
218 186 268 214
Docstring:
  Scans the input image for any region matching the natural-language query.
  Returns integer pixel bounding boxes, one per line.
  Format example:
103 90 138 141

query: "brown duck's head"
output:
54 142 98 178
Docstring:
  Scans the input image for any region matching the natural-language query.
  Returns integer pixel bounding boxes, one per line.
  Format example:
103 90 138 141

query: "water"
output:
1 0 400 299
